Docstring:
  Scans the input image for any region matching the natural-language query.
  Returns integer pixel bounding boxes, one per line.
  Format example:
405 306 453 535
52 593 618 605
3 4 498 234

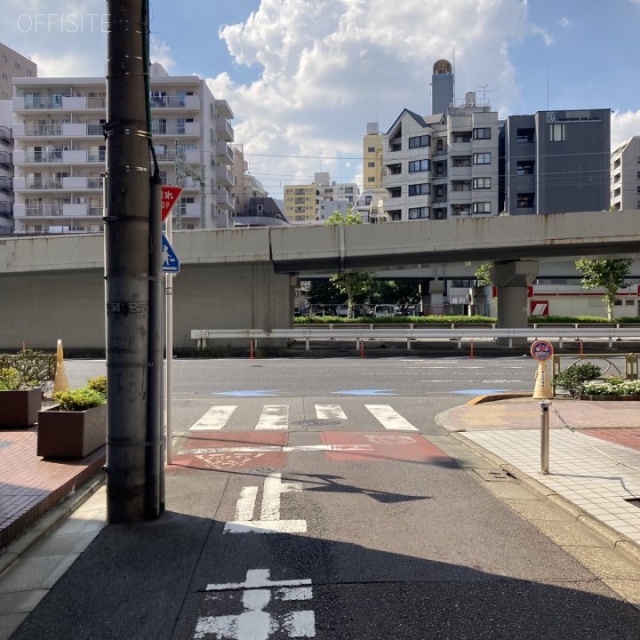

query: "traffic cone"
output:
53 339 69 393
532 361 553 399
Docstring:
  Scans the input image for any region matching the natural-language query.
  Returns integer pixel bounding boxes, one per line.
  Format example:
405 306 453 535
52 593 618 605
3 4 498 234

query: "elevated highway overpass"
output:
0 210 638 351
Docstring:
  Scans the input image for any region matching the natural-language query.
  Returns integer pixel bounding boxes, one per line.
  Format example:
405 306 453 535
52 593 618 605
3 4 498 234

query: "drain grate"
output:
290 419 341 427
472 468 517 482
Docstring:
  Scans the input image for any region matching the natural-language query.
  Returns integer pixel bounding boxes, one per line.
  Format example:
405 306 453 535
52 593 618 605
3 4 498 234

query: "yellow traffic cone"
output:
533 361 553 399
53 339 69 393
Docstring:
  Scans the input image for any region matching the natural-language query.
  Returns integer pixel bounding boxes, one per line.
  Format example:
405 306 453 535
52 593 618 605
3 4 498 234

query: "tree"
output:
474 263 493 286
371 280 420 314
575 258 632 321
325 210 376 318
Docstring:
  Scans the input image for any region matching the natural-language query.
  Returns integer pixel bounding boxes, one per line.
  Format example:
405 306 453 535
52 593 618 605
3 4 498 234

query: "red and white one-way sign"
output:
161 185 183 222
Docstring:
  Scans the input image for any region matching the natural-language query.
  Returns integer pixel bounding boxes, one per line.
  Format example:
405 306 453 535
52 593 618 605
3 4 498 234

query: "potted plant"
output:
581 377 640 401
0 350 56 428
37 378 107 459
553 363 601 397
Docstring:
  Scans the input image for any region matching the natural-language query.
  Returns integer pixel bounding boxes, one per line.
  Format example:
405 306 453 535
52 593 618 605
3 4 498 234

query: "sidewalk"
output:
438 396 640 558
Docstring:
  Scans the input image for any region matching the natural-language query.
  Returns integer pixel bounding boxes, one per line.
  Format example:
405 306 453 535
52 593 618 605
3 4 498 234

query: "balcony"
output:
21 124 64 137
62 177 103 190
217 190 234 210
0 126 11 143
0 177 11 193
152 121 200 137
63 149 89 163
214 99 234 119
0 151 11 167
0 202 12 216
216 142 233 165
62 203 88 217
216 117 234 142
216 165 234 187
179 202 201 218
150 94 200 110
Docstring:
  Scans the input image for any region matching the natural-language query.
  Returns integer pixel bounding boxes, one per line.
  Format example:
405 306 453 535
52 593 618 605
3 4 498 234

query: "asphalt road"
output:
15 357 640 639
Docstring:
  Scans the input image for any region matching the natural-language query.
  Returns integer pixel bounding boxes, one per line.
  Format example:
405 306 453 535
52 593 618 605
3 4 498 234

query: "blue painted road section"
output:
215 390 284 397
331 389 396 396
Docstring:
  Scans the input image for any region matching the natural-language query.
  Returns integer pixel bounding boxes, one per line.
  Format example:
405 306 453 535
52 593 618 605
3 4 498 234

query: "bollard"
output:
579 339 584 356
470 339 474 359
53 339 69 393
249 339 255 360
359 339 365 359
540 400 550 474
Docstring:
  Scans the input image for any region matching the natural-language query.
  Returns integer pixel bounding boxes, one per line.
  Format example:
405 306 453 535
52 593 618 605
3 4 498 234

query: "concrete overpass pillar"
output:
429 279 445 315
490 260 539 345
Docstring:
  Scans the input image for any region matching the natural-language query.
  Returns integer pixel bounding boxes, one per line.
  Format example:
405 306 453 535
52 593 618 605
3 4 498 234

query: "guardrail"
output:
552 353 638 381
191 326 640 352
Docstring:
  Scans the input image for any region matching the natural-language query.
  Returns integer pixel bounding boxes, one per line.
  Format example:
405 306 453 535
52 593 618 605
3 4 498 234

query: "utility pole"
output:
105 0 151 523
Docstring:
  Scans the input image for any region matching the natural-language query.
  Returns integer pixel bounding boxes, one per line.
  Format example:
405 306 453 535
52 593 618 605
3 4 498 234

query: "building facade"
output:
363 122 384 188
284 172 360 224
611 136 640 211
382 97 500 221
0 43 36 101
501 109 611 215
11 63 235 234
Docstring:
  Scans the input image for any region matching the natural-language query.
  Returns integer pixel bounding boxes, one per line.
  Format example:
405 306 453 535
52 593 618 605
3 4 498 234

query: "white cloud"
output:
612 110 640 149
213 0 532 195
530 23 555 46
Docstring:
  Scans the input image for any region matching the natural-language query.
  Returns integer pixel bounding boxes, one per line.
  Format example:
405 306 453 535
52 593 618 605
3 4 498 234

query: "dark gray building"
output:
431 59 454 116
501 109 611 215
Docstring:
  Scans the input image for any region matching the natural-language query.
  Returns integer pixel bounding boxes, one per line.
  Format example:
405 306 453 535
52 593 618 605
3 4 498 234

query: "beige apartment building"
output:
363 122 384 188
11 63 236 234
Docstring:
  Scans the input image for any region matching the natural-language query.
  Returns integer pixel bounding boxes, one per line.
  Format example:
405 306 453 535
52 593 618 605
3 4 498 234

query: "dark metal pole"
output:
105 0 151 523
147 174 164 518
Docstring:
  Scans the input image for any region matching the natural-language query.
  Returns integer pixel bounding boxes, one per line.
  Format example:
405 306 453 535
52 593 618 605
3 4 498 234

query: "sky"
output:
2 0 640 199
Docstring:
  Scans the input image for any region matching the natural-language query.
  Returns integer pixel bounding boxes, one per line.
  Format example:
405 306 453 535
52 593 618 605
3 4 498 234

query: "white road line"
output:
189 405 237 431
365 404 419 431
315 404 347 420
255 404 289 430
178 444 374 455
235 486 258 521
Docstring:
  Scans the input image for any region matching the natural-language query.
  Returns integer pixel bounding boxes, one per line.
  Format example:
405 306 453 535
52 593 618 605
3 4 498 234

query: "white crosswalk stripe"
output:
189 405 237 431
365 404 419 431
315 404 347 420
255 404 289 430
188 403 419 432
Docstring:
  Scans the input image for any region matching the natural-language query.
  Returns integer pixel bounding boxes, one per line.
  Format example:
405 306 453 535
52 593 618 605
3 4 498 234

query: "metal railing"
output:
552 353 638 381
191 326 640 352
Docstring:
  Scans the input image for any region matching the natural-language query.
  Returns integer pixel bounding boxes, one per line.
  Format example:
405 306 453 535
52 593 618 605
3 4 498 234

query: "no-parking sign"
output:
530 339 554 361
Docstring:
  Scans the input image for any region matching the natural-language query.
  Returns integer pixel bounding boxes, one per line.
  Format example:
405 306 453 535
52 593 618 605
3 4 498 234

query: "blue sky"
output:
3 0 640 199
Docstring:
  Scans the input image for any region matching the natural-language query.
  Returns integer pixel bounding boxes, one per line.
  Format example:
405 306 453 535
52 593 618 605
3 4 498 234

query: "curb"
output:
0 472 106 577
446 430 640 565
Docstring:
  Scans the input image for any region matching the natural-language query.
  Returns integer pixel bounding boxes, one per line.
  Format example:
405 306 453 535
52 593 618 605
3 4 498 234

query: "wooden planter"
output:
37 403 107 458
0 388 43 428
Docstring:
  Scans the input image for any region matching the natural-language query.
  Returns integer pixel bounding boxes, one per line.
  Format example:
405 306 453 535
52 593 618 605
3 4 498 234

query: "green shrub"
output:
0 367 22 391
553 363 601 396
582 378 640 396
0 350 56 389
87 375 107 396
53 386 106 411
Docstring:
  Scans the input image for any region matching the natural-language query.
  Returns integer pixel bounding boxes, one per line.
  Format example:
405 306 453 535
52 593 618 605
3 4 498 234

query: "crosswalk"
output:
188 403 419 432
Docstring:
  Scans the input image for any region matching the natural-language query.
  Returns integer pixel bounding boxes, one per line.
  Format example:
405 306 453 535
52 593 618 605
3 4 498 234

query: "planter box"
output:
37 403 106 458
0 389 42 428
580 395 640 402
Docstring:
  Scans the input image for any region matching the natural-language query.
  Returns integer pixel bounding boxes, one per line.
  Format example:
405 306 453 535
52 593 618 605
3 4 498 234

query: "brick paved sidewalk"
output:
0 428 105 549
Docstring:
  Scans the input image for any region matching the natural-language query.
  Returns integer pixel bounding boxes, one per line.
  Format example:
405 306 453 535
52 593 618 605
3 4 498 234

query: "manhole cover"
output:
290 419 341 427
251 467 276 475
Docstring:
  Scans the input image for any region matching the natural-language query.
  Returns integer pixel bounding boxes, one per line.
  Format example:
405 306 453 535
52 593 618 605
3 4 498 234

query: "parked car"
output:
372 304 400 318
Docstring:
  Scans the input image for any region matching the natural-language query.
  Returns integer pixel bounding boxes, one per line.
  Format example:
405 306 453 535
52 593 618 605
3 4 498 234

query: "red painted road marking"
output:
321 432 450 463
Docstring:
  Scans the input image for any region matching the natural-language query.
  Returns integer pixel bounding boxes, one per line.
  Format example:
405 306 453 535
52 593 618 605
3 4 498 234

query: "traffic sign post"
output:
162 233 180 273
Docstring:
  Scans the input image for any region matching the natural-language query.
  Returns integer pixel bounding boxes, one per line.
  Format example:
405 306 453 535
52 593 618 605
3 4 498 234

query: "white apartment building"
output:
611 136 640 211
382 94 500 221
11 63 235 234
0 101 13 234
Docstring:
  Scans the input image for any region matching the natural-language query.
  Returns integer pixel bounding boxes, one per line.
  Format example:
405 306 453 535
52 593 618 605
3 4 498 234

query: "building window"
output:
637 186 640 194
452 157 470 168
408 183 430 196
1 73 7 81
517 193 535 208
367 177 375 182
408 159 430 173
472 177 491 189
408 207 429 219
388 187 401 198
473 152 491 165
14 62 20 69
452 181 471 192
409 135 431 149
453 133 471 143
472 202 491 214
367 146 375 152
550 124 565 142
367 161 375 167
473 127 491 140
516 128 535 143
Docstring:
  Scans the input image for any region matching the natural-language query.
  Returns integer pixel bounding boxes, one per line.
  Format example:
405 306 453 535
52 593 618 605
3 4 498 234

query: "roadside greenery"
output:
0 350 56 390
582 378 640 397
53 386 106 411
553 363 601 397
575 258 632 322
